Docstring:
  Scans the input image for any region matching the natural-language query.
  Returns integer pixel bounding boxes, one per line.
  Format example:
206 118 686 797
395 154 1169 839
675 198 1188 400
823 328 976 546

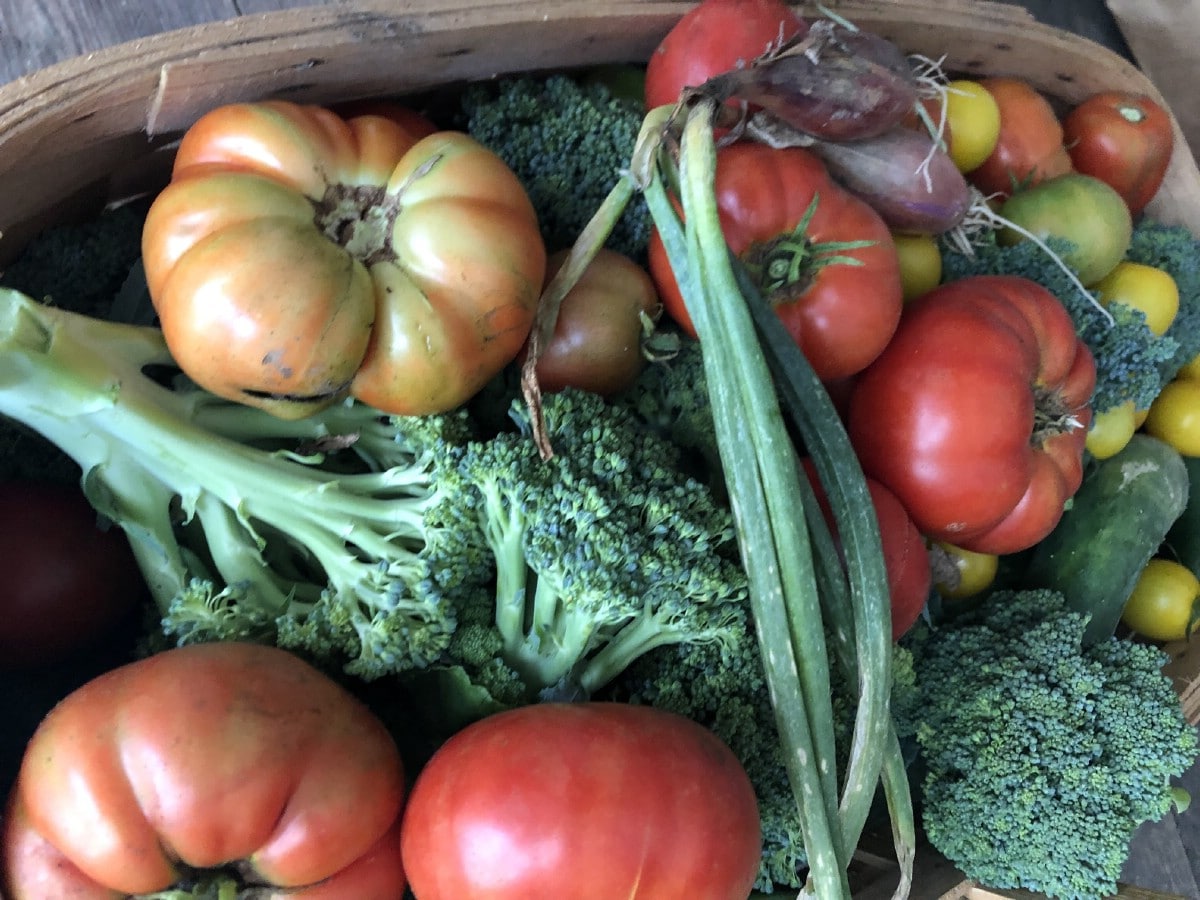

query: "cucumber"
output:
1165 454 1200 579
1020 433 1189 644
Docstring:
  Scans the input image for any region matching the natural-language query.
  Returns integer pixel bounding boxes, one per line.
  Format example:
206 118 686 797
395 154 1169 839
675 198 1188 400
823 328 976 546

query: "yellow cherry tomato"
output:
1086 399 1137 459
892 232 942 302
942 79 1002 174
1179 350 1200 381
1121 557 1200 642
1134 406 1151 429
1145 377 1200 456
1093 260 1179 336
933 541 999 600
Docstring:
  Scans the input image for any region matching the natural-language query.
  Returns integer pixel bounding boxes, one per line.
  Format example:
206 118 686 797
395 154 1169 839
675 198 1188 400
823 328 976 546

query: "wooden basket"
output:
0 1 1196 897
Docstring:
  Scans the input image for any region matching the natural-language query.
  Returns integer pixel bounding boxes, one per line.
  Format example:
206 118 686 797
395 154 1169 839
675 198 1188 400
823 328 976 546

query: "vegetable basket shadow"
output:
1 1 1199 898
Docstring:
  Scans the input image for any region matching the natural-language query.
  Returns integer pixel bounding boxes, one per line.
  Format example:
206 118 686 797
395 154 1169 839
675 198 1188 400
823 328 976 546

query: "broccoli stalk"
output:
0 287 462 679
906 589 1199 899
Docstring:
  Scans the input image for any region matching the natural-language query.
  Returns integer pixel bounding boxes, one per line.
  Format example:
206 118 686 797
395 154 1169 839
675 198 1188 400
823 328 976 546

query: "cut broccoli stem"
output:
0 288 450 672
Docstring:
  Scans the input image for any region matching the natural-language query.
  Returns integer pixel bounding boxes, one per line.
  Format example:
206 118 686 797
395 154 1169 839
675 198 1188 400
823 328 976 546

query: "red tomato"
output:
847 275 1096 555
528 248 661 396
969 77 1074 200
400 702 762 900
0 481 143 669
644 0 808 109
802 461 931 639
1 643 407 899
648 143 903 381
142 100 545 420
1062 91 1174 217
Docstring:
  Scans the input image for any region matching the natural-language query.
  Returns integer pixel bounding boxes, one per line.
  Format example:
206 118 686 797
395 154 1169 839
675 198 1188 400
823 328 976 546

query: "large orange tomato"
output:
648 143 903 381
847 275 1096 555
1 643 407 899
142 100 546 419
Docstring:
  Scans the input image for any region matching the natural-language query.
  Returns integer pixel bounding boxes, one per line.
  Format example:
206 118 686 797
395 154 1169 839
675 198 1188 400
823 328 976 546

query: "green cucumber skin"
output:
1166 454 1200 580
1021 433 1189 645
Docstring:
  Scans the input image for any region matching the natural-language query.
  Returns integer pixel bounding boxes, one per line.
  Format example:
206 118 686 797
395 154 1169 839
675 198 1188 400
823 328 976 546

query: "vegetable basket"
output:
1 1 1199 898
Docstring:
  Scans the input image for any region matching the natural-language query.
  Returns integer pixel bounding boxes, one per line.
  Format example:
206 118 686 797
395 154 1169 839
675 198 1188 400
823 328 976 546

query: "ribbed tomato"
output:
847 275 1096 555
142 100 545 419
1 643 407 899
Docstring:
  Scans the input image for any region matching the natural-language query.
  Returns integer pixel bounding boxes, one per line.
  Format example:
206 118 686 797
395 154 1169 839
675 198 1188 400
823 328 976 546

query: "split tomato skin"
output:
1 642 407 900
649 143 903 381
399 702 762 900
142 100 545 419
1062 90 1174 217
846 275 1096 556
643 0 808 109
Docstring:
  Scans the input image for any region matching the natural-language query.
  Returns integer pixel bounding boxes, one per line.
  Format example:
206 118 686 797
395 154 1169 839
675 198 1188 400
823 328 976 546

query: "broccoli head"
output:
421 386 747 708
906 588 1198 899
460 72 652 260
0 202 145 317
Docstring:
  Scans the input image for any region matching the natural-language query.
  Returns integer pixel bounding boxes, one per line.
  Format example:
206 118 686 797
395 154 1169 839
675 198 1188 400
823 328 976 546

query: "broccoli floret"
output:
0 203 150 485
0 203 145 317
940 231 1176 414
1125 219 1200 382
0 288 475 681
420 387 746 707
460 73 651 260
905 588 1198 899
615 336 720 483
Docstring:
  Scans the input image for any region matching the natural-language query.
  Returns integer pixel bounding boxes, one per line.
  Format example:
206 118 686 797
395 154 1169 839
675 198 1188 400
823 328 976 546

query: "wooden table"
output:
0 0 1197 896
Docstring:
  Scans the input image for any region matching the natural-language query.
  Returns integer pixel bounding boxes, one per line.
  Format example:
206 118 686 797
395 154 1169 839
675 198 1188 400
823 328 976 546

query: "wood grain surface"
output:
0 0 1134 85
0 0 1196 897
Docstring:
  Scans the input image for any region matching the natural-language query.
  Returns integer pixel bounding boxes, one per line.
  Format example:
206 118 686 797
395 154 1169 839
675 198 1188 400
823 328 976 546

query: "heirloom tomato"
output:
940 79 1002 174
644 0 808 110
1094 259 1179 335
400 702 761 900
0 481 142 669
802 460 931 639
1 643 407 899
1086 399 1138 460
142 100 545 419
1063 91 1174 217
648 143 903 381
998 172 1132 286
969 77 1073 199
1145 377 1200 456
847 275 1096 555
932 541 999 601
892 232 943 302
1121 557 1200 642
527 248 660 397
